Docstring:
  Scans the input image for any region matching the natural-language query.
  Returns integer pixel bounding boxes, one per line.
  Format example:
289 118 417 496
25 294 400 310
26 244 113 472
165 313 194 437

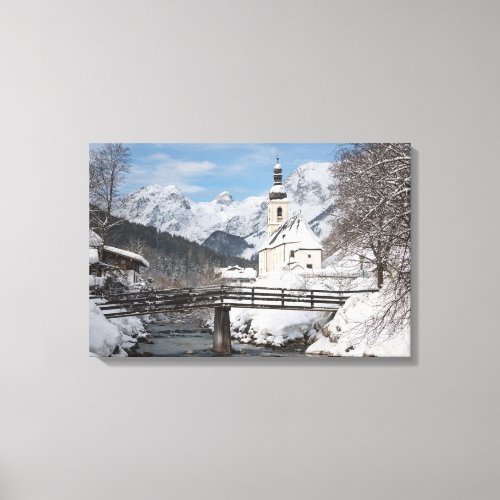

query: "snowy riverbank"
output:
306 289 410 357
89 300 152 357
231 308 328 347
229 268 409 357
230 269 341 348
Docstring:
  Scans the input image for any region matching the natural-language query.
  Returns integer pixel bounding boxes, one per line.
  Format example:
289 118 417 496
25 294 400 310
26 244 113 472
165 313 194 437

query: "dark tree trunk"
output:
377 264 384 289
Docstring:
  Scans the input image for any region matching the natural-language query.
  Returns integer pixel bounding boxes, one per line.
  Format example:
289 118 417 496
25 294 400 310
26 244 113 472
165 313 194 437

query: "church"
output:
258 155 323 275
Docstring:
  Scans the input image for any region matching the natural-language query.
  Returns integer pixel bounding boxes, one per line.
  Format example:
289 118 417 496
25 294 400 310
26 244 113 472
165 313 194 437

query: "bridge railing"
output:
93 285 379 319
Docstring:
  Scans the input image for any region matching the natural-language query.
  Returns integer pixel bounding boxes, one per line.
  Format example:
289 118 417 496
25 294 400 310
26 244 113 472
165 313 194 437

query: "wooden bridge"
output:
92 285 376 354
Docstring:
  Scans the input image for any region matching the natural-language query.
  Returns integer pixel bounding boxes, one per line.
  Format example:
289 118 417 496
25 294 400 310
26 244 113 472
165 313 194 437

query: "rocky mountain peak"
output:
116 162 334 256
215 191 233 205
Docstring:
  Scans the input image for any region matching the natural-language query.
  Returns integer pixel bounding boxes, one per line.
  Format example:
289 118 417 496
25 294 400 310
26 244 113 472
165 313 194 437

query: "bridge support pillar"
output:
213 306 232 354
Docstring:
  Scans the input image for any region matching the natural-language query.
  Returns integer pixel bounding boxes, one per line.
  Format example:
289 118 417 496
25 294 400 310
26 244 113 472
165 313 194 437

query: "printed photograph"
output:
89 143 411 357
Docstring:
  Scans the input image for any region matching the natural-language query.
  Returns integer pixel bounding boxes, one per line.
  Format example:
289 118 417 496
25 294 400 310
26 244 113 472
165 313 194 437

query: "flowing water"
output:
137 318 308 357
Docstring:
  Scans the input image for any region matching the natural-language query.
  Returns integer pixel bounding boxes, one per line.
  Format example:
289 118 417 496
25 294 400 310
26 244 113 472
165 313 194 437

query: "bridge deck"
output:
92 285 378 319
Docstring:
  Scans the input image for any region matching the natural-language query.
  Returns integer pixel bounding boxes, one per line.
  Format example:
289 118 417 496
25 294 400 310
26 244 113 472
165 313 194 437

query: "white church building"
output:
258 156 323 274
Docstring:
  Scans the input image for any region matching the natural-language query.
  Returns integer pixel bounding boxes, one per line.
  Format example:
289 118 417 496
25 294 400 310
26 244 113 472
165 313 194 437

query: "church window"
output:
308 254 311 258
307 264 312 269
290 250 295 258
277 207 283 221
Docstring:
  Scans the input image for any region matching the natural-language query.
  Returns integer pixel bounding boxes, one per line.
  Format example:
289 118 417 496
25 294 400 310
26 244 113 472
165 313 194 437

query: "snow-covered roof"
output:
259 215 323 251
89 229 103 248
269 184 286 195
269 183 287 200
219 266 257 280
89 248 99 264
103 245 149 268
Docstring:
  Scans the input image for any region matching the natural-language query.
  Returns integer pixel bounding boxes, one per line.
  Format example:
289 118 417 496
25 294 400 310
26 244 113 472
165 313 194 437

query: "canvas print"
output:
89 143 411 357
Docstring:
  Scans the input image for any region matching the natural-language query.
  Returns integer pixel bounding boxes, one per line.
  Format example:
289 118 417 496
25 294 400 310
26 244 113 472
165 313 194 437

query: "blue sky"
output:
92 143 343 201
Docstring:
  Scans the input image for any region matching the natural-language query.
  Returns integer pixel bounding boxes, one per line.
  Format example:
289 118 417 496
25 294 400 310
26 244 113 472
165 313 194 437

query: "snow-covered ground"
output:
89 300 149 357
230 261 409 356
230 269 336 347
306 288 411 357
231 308 326 347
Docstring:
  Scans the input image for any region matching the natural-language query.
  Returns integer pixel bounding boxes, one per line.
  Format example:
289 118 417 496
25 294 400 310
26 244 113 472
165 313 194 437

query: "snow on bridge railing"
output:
94 285 380 318
93 284 378 297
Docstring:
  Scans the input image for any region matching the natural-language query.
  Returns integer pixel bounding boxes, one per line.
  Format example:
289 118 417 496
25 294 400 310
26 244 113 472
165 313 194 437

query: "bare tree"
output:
331 144 410 285
89 149 100 201
89 143 131 244
331 143 411 333
127 237 146 256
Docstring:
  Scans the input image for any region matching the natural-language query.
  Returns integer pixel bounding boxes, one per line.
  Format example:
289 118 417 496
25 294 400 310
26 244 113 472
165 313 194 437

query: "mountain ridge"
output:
115 161 334 257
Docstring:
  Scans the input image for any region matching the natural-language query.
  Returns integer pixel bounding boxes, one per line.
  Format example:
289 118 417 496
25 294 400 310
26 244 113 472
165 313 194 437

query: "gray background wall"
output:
1 1 499 499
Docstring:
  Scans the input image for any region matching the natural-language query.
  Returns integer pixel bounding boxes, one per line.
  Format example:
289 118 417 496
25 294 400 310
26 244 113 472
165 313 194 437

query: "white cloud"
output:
148 152 169 161
170 160 215 175
123 153 217 194
224 145 276 174
178 183 206 193
122 144 276 197
144 153 216 176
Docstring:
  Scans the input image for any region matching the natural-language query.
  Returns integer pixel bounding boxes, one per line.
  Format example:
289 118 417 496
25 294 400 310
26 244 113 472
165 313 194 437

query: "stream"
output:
136 318 308 357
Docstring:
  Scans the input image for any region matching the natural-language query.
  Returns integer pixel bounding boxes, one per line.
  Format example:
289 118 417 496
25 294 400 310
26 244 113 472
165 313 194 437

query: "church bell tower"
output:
267 152 289 236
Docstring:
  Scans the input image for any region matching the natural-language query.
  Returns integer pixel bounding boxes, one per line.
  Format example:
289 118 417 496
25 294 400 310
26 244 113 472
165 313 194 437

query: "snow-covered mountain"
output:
284 162 334 238
116 185 268 245
116 162 333 255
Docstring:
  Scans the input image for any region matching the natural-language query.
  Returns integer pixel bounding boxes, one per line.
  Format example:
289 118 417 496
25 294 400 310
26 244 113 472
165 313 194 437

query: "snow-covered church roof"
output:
103 245 150 268
259 215 323 251
269 184 286 195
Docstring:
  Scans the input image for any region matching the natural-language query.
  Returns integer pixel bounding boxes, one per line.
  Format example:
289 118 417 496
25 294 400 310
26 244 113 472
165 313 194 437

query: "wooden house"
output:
101 245 149 284
88 229 149 286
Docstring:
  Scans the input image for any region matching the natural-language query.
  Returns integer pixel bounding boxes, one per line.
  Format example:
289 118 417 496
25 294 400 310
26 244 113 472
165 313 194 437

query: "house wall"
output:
293 248 322 270
101 250 142 283
259 244 322 274
102 251 127 270
125 269 138 284
259 244 285 273
258 250 267 274
88 275 105 288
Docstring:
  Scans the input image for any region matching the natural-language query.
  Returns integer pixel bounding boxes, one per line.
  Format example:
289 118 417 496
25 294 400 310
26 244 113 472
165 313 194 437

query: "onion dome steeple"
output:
269 151 287 200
